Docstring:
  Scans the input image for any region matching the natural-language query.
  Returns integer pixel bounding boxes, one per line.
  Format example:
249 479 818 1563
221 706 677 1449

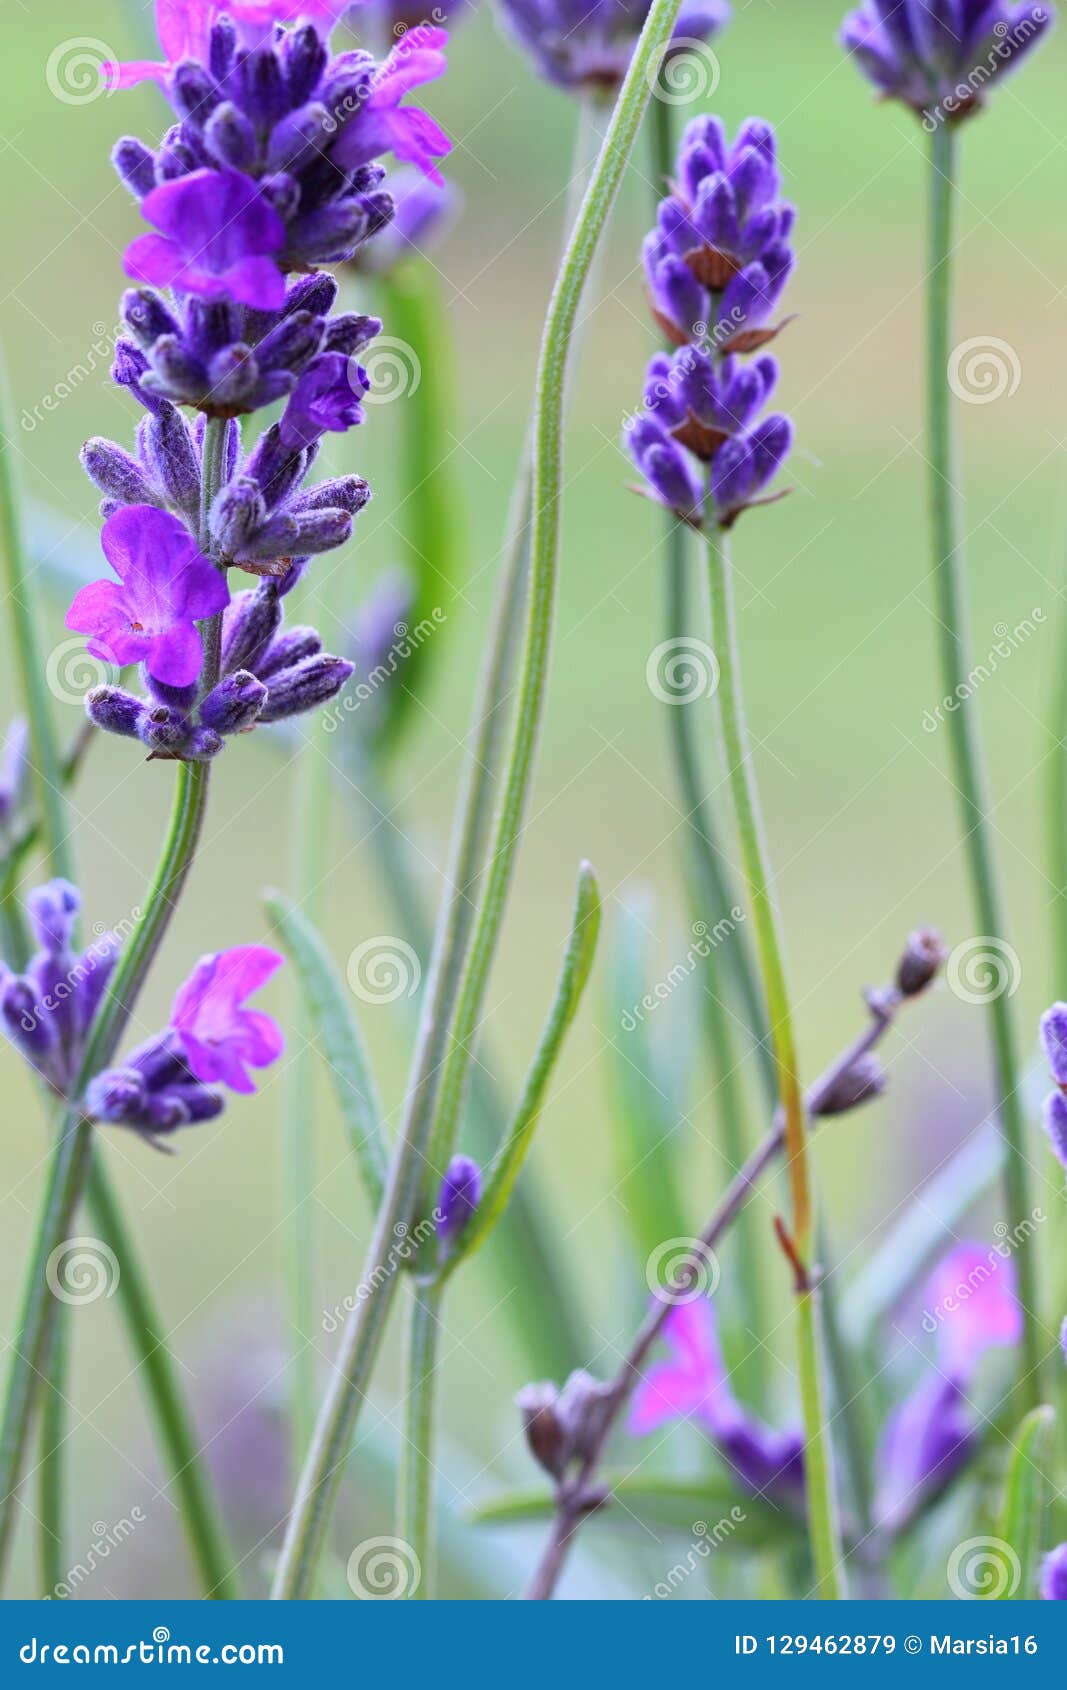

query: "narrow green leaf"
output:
605 888 689 1262
469 1472 794 1551
993 1404 1054 1599
264 889 389 1210
447 862 601 1268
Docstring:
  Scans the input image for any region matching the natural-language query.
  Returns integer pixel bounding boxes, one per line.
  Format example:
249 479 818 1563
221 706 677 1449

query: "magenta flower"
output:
334 27 452 185
126 170 287 311
66 506 228 688
924 1243 1022 1377
105 0 351 89
171 945 284 1094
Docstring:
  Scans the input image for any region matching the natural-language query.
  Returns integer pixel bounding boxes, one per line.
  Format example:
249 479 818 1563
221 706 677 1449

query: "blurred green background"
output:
1 0 1066 1598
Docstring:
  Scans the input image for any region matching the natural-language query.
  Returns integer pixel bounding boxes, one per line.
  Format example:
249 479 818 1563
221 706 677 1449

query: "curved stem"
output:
926 125 1039 1400
85 1161 239 1598
705 522 842 1598
271 10 685 1599
0 758 210 1591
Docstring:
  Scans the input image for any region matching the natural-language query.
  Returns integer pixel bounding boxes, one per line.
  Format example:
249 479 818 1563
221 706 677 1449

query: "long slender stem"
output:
926 125 1039 1400
271 9 685 1598
525 971 913 1598
1047 581 1067 986
705 521 842 1597
0 759 210 1590
85 1162 239 1598
396 1280 442 1600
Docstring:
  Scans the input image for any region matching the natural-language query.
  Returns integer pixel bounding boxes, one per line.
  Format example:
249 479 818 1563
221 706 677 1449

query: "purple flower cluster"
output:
625 117 795 527
85 570 355 762
68 5 451 759
630 1242 1020 1531
841 2 1054 123
497 0 730 91
0 881 283 1142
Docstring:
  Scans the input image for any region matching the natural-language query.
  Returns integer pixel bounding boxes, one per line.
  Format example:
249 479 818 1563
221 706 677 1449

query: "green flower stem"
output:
705 520 843 1599
1047 583 1067 986
396 1280 442 1601
84 1162 239 1598
347 745 589 1378
270 9 684 1600
927 125 1040 1400
0 759 210 1592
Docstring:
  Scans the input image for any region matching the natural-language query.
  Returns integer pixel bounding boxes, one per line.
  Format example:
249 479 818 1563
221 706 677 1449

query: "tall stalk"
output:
926 124 1039 1399
705 522 842 1598
270 1 687 1599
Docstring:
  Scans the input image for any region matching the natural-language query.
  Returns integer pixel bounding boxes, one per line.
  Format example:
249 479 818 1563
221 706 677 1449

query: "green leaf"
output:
993 1404 1054 1599
263 889 389 1210
604 888 689 1260
446 862 601 1268
469 1472 796 1552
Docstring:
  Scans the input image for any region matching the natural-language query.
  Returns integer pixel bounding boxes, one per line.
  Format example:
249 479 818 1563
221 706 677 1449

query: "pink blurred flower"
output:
924 1242 1022 1378
105 0 352 89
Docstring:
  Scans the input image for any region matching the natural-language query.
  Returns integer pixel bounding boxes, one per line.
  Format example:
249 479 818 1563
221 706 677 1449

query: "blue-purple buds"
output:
0 882 119 1095
87 1031 225 1146
626 116 795 528
1040 1003 1067 1173
841 2 1055 125
1042 1543 1067 1600
435 1154 482 1253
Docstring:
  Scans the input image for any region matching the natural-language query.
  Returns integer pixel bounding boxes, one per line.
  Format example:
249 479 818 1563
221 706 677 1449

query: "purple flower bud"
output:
80 439 158 508
814 1053 887 1117
1041 1543 1067 1601
841 2 1054 121
86 1066 149 1123
86 686 147 740
200 671 269 735
1041 1002 1067 1087
257 625 323 678
26 880 80 956
1043 1092 1067 1171
222 584 284 675
435 1154 482 1250
259 654 355 722
137 704 193 757
112 137 157 199
499 0 730 91
874 1375 976 1536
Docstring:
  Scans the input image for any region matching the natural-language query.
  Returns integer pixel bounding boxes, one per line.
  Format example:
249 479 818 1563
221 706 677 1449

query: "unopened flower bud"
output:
814 1053 887 1118
896 927 946 997
516 1382 568 1480
435 1154 481 1254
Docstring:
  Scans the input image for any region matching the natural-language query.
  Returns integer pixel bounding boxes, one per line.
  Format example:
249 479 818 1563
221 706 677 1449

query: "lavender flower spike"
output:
840 2 1055 124
498 0 731 92
0 880 119 1095
1039 1002 1067 1170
